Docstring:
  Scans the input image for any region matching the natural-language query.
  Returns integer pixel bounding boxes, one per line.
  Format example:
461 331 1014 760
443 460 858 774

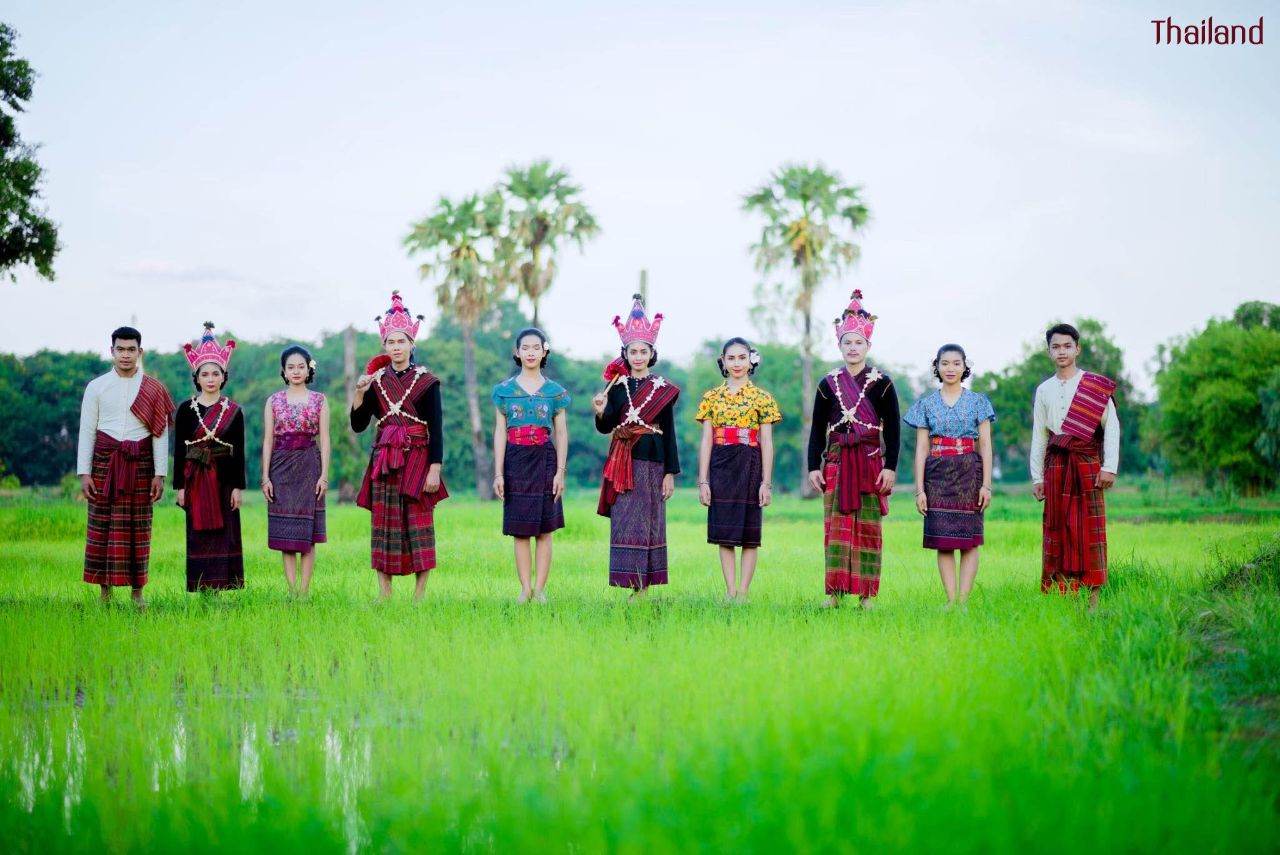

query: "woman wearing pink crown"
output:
593 293 681 599
351 290 448 601
173 322 247 592
806 290 900 608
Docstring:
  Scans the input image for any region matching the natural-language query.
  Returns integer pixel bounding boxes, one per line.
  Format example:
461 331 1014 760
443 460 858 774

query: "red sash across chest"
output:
184 398 240 531
356 368 449 509
597 376 680 517
827 370 887 515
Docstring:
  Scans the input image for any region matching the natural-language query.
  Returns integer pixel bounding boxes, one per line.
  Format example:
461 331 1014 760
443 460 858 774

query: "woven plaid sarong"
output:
84 432 155 588
1042 434 1107 592
370 466 437 576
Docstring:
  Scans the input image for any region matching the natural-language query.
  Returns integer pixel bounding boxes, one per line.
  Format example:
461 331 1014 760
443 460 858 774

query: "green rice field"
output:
1 486 1278 852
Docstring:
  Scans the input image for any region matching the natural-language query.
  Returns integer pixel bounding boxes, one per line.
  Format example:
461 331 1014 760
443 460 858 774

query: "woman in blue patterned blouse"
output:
903 344 996 607
492 328 570 604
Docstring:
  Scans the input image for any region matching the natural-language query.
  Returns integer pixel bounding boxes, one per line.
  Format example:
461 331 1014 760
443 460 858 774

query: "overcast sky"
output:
3 1 1276 393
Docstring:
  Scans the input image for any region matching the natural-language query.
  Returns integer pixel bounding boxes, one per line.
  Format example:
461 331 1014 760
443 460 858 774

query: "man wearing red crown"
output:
78 326 176 605
1031 323 1120 608
173 323 247 592
806 290 901 608
351 290 447 601
593 293 681 598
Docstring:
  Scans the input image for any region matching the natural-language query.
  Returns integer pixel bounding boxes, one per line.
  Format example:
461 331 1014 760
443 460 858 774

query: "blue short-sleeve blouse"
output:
903 389 996 439
491 377 571 428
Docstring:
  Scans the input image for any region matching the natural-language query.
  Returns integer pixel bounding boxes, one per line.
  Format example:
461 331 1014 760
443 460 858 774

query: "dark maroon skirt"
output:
502 441 564 537
707 444 763 548
922 451 984 550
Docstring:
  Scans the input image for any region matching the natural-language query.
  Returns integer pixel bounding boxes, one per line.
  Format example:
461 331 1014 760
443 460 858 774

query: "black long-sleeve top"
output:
172 399 247 489
595 377 681 475
350 366 444 464
807 370 901 472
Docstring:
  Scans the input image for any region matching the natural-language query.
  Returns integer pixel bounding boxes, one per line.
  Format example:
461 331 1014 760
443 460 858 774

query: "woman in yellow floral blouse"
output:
696 337 781 602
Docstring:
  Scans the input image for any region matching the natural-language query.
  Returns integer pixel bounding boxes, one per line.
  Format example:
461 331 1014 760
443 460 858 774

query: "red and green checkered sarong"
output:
822 456 883 597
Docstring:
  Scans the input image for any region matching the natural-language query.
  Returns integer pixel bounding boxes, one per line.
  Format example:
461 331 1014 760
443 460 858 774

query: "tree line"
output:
1 299 1277 497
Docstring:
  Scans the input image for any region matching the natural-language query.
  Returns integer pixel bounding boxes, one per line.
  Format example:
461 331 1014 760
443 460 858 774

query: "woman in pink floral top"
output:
261 346 331 594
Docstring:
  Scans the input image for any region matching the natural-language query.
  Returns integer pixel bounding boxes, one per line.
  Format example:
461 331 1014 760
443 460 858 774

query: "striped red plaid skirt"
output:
84 433 155 588
370 467 437 576
1042 434 1107 592
822 451 883 597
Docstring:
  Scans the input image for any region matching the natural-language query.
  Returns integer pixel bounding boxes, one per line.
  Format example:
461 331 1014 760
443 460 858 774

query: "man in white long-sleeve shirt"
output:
1029 323 1120 609
78 326 175 605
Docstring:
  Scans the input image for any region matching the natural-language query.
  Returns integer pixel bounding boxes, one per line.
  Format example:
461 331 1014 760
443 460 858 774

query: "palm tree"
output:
500 160 599 328
743 163 870 497
404 190 508 500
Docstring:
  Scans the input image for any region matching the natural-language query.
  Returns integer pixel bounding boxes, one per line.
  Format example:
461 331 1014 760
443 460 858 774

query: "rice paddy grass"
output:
1 487 1277 852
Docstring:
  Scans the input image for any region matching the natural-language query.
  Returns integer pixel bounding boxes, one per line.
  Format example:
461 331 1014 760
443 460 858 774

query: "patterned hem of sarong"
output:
922 451 984 550
707 443 763 547
84 432 155 588
267 432 327 552
1042 433 1107 591
502 440 564 537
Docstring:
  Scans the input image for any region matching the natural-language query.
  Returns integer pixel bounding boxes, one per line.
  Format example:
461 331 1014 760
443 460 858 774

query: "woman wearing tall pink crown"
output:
173 322 247 593
593 294 681 600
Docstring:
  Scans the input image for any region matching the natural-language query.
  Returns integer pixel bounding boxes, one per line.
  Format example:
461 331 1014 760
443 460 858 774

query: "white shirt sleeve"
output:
1100 398 1120 474
1029 385 1049 484
76 381 99 475
152 426 169 478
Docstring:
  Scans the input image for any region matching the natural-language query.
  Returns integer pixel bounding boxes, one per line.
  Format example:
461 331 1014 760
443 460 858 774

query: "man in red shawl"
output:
1031 323 1121 609
77 326 175 606
351 291 448 601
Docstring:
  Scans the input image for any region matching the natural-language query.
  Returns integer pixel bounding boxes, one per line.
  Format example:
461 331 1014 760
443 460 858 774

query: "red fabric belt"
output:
713 426 759 446
184 442 230 531
96 431 151 499
274 431 316 450
930 437 975 457
372 422 428 480
831 432 884 515
507 425 550 446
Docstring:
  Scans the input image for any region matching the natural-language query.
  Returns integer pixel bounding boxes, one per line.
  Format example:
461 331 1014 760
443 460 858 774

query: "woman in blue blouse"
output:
492 328 570 604
904 344 996 607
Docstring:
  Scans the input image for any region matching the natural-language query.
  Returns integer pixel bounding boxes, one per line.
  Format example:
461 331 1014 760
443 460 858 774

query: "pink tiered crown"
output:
834 289 876 343
377 290 423 342
612 293 663 346
183 322 236 372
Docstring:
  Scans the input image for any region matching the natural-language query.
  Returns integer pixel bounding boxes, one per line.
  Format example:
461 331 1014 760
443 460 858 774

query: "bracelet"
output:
698 480 709 487
915 490 925 496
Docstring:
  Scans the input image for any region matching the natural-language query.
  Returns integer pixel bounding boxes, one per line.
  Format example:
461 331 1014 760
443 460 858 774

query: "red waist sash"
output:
713 426 759 447
184 442 230 531
274 431 316 451
828 432 886 515
96 431 152 499
930 436 975 457
371 422 427 480
508 425 550 446
597 424 653 516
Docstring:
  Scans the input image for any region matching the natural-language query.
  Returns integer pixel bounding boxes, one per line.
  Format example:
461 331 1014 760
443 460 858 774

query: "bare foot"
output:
628 588 648 602
533 591 547 604
517 590 531 605
859 597 875 611
820 595 840 609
